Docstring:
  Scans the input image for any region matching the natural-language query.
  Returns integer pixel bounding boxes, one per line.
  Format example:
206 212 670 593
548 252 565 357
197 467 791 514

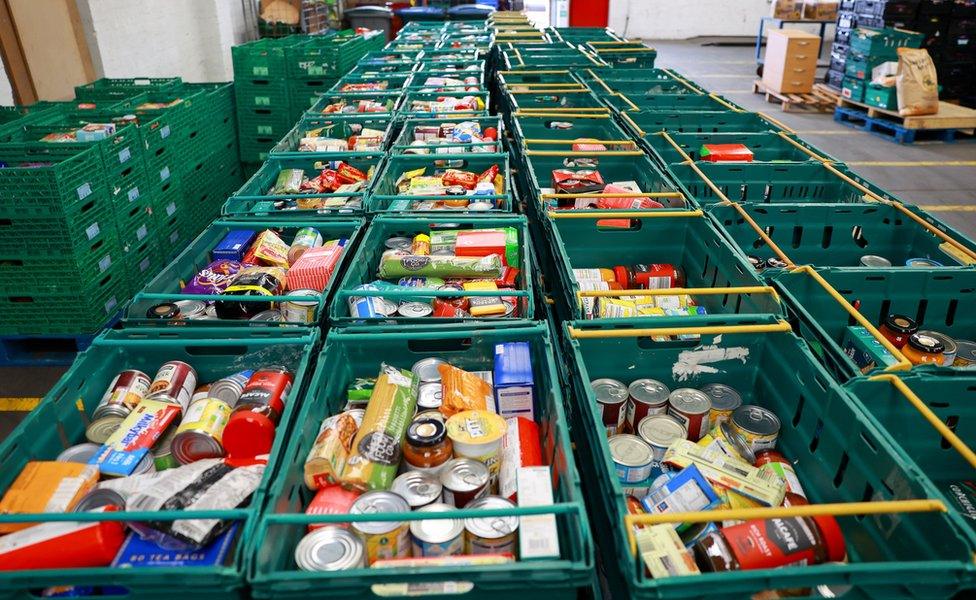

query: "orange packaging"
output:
0 462 100 533
251 230 290 268
438 363 494 418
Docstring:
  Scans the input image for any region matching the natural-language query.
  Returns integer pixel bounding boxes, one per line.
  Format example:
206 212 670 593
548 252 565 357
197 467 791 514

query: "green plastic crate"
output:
225 152 384 219
644 131 834 165
865 82 898 110
420 47 484 61
668 161 898 205
850 27 925 57
604 92 738 114
508 89 607 113
351 52 419 74
707 202 976 273
398 90 491 118
0 238 124 297
248 324 593 598
368 152 512 214
232 36 307 80
0 143 108 211
73 77 183 103
417 59 488 73
0 327 318 597
621 111 785 137
115 189 157 251
842 76 868 102
549 27 622 42
307 91 403 116
330 214 534 326
0 187 116 256
124 236 165 293
272 115 395 157
126 219 364 327
287 78 340 121
333 72 415 93
497 70 585 91
844 51 894 80
845 373 976 558
392 115 502 155
547 212 782 321
285 30 385 78
774 268 976 380
586 42 657 69
511 113 634 152
561 319 976 599
587 78 698 100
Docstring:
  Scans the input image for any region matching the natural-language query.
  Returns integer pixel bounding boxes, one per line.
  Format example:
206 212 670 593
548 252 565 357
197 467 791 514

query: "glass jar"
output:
878 314 917 349
403 417 453 470
693 515 846 572
754 449 808 506
902 333 945 366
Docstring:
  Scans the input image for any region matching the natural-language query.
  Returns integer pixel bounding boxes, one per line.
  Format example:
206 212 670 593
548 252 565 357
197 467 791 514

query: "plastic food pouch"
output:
438 363 494 418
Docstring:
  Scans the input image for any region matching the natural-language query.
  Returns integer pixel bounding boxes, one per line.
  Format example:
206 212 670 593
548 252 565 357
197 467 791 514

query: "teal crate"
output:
844 51 893 80
668 161 898 205
587 44 657 69
508 89 608 113
232 36 307 79
511 113 634 152
285 30 385 78
561 319 976 599
392 115 502 154
0 327 318 596
237 112 295 140
226 152 384 219
350 52 419 74
547 212 782 321
621 111 785 137
124 236 165 293
0 231 125 294
16 110 146 175
307 91 403 116
413 67 487 89
644 131 834 165
604 92 738 113
586 78 698 100
333 72 414 93
248 324 593 598
399 90 491 118
286 78 339 121
115 189 157 252
577 66 689 85
850 27 925 57
127 219 364 327
707 202 976 272
329 214 534 326
549 27 621 42
271 115 395 157
368 152 512 214
417 58 488 73
497 70 586 91
420 47 484 61
0 188 116 256
842 76 868 102
865 82 898 110
845 373 976 557
0 143 108 211
774 268 976 380
73 77 183 103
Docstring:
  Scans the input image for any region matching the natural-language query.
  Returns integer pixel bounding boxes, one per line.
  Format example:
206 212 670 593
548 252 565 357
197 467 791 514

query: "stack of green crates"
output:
842 27 923 106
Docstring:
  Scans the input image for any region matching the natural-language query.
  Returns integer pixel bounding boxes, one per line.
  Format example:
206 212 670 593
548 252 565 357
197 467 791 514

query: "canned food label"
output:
467 533 516 556
128 186 141 202
363 525 410 565
77 183 92 200
160 125 171 139
98 254 112 273
118 147 131 164
411 534 463 558
166 202 177 216
160 167 170 181
86 223 100 241
137 225 148 241
177 398 231 443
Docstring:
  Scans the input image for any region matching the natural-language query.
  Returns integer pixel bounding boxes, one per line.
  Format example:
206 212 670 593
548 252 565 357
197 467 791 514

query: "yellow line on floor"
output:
917 205 976 212
0 397 40 411
847 161 976 167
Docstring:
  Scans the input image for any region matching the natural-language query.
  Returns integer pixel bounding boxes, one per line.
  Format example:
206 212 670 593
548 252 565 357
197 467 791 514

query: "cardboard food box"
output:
771 0 803 19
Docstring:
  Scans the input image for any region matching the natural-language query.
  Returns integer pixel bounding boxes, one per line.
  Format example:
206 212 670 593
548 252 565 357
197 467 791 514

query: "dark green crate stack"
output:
842 27 923 106
232 30 385 166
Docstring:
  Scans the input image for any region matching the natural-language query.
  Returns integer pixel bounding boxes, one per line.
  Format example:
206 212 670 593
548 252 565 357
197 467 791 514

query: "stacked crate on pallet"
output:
841 26 923 105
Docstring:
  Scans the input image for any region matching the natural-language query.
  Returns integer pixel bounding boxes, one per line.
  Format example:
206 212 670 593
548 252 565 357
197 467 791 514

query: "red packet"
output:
571 138 607 152
700 143 753 162
456 230 506 260
597 184 664 210
287 243 345 291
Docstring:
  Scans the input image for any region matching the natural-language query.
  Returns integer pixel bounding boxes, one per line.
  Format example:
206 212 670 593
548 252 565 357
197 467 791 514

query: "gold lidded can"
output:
699 383 742 426
349 490 411 565
729 405 781 454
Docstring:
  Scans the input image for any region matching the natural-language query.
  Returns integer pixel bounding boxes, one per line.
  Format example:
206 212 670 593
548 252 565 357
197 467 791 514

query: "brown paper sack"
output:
896 47 939 117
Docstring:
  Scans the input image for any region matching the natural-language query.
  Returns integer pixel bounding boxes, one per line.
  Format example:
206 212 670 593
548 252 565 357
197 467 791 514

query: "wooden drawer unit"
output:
762 28 822 93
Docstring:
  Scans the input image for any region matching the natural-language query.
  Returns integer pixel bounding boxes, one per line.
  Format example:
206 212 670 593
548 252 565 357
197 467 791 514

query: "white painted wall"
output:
83 0 252 82
609 0 770 39
0 55 13 105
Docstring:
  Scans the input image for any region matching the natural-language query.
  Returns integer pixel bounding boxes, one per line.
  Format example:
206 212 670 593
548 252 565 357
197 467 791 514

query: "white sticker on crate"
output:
160 125 171 139
105 297 118 314
672 341 750 381
255 96 270 106
98 255 112 273
76 183 92 200
160 167 170 182
140 257 151 272
86 223 100 241
128 187 140 202
170 231 179 244
253 67 268 77
118 147 131 164
136 225 148 241
166 202 176 216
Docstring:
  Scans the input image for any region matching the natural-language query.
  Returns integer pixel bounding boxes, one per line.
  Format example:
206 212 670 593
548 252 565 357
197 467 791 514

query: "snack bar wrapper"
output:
378 253 503 280
183 260 244 295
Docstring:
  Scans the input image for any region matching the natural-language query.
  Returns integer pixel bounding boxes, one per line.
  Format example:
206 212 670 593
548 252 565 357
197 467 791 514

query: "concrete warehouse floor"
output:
0 40 974 442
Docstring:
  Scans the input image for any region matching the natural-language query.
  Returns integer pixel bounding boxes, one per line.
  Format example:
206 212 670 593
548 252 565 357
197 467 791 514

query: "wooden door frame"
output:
0 0 37 104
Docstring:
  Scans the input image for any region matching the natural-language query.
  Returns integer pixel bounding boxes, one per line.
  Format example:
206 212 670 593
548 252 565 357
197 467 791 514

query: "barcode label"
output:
118 147 131 163
253 66 268 76
86 223 100 240
255 96 270 106
128 186 140 202
77 183 92 200
140 257 151 272
170 231 179 244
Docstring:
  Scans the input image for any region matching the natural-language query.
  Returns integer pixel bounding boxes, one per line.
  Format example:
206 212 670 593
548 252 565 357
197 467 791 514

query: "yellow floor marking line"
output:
0 397 41 411
917 205 976 212
847 161 976 167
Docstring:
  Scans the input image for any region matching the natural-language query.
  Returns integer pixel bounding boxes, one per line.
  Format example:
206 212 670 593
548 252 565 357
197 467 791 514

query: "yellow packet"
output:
252 230 290 268
463 281 506 316
598 297 637 319
438 363 494 418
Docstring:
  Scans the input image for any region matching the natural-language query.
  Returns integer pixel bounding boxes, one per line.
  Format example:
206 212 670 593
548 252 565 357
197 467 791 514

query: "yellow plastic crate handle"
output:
547 208 695 218
568 320 793 339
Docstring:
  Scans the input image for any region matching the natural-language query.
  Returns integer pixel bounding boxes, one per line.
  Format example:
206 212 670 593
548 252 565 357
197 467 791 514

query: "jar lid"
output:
147 302 180 319
612 265 631 288
908 333 944 354
883 314 917 335
811 514 847 563
222 410 275 458
407 418 447 447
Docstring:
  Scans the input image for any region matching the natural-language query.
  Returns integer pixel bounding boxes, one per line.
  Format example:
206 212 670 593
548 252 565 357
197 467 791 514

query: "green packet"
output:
347 377 376 402
430 227 519 267
378 253 503 279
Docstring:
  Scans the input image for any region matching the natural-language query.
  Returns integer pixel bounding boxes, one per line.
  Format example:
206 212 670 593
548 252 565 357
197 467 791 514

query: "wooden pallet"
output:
753 80 836 112
836 96 976 133
834 105 974 144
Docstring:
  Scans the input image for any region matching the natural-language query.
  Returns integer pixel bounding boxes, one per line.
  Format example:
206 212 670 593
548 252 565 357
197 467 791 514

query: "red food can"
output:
667 388 712 442
146 361 198 413
632 264 680 289
221 367 293 458
592 378 629 436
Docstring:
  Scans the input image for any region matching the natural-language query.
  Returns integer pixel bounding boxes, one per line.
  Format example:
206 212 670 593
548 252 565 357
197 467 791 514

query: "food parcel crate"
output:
272 115 395 157
391 115 502 155
560 318 976 600
416 59 488 74
604 92 741 114
307 91 403 117
618 111 787 140
368 152 512 215
247 324 594 599
707 202 976 274
546 211 782 322
329 214 534 326
398 90 491 119
850 26 925 56
510 113 637 155
0 142 108 213
774 267 976 381
224 153 385 219
643 130 833 165
508 90 609 114
233 36 306 81
668 161 898 206
585 77 700 100
549 27 622 42
73 77 183 104
285 30 386 79
126 219 365 327
0 327 318 597
584 41 657 68
496 70 588 94
355 50 423 71
421 46 484 62
332 72 415 94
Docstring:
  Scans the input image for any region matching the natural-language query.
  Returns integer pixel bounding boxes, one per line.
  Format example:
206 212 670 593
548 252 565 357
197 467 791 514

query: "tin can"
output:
626 379 670 433
191 384 212 406
92 370 151 421
175 299 207 319
439 458 490 508
385 236 412 250
171 398 232 464
391 470 443 509
282 290 319 324
729 405 781 454
699 383 742 426
609 434 654 483
954 340 976 368
250 309 283 323
418 382 442 410
410 503 464 557
295 526 366 571
152 423 180 471
72 488 126 513
906 257 943 267
919 330 957 366
222 367 293 458
348 295 385 319
146 361 198 413
398 301 434 318
667 388 712 442
412 357 446 383
592 378 629 436
56 442 102 464
765 257 789 269
637 414 687 461
208 370 254 407
859 255 891 268
350 491 411 565
464 496 518 555
85 415 125 444
746 255 765 271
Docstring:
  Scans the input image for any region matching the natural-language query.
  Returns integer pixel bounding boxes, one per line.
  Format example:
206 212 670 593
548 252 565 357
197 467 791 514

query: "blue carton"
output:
212 230 257 262
494 341 535 420
111 523 239 568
